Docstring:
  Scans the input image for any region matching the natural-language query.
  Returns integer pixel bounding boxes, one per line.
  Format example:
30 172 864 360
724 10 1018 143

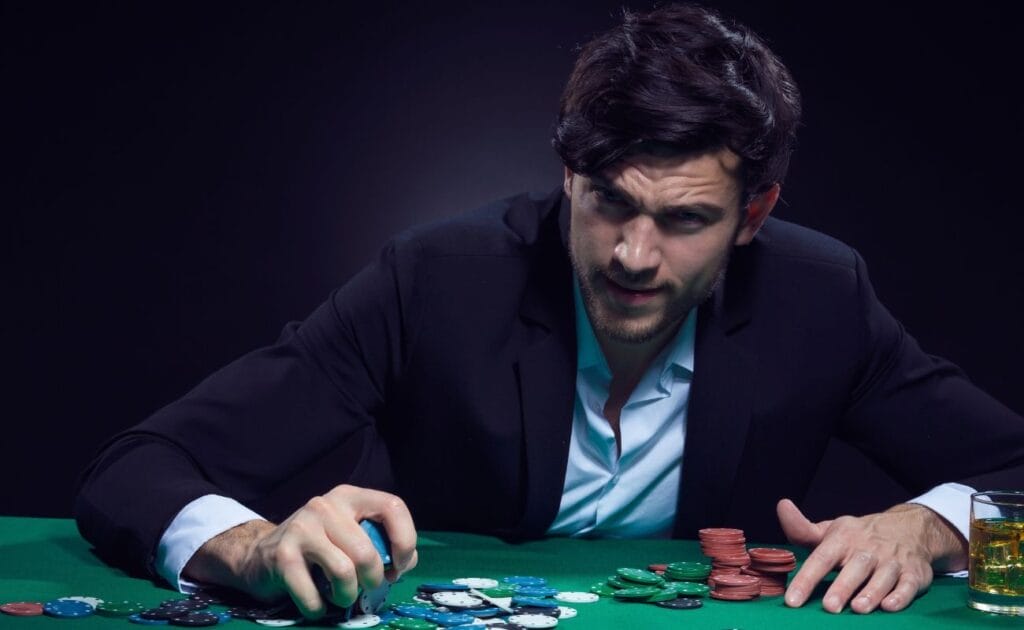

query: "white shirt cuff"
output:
907 481 975 578
156 495 266 592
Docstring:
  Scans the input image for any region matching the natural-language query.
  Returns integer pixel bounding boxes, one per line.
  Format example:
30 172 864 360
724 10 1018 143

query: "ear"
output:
562 166 574 198
734 183 780 246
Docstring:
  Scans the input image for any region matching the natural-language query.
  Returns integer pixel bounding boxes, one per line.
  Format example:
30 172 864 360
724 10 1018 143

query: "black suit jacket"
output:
75 188 1024 579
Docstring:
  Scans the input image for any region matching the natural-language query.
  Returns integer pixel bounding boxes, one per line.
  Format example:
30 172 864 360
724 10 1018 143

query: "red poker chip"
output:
698 528 745 537
647 563 668 572
711 574 759 587
710 591 759 601
748 562 796 573
1 602 45 616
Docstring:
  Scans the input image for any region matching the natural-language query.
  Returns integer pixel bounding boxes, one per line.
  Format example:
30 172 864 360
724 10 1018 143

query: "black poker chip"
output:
169 611 220 627
480 624 526 630
511 605 561 617
160 600 208 612
655 596 703 610
140 608 188 621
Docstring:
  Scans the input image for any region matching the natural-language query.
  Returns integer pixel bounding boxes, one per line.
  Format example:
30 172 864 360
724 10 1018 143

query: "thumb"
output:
776 498 827 548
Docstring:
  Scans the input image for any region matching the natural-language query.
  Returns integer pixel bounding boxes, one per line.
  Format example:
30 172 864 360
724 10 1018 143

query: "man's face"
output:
566 148 760 344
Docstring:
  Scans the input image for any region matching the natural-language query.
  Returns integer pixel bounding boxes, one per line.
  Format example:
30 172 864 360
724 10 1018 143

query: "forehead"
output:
595 148 744 209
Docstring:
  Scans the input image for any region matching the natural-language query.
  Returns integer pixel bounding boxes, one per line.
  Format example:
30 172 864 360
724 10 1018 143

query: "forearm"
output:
183 520 277 594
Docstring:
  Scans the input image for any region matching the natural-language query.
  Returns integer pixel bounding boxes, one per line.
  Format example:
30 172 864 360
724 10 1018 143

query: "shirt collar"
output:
574 277 696 378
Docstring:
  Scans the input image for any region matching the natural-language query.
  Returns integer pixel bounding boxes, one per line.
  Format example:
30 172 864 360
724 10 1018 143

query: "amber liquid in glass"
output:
968 518 1024 614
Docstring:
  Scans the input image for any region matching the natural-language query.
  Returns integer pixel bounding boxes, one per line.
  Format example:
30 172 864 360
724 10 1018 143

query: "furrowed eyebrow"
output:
589 176 729 217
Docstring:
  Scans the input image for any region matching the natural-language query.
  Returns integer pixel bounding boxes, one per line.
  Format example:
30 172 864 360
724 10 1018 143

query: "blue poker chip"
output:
502 576 547 587
130 613 171 625
213 611 233 624
426 612 477 627
376 612 399 624
44 599 95 618
466 607 502 618
511 596 558 609
515 586 559 598
359 520 392 566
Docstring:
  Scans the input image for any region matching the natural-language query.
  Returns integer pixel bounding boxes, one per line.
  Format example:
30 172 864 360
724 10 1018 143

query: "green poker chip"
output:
590 582 617 597
616 567 664 585
480 585 519 598
95 601 147 617
606 575 634 589
644 588 681 602
612 586 663 601
668 581 710 597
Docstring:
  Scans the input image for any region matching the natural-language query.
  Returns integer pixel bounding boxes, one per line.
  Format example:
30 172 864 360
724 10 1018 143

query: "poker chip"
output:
553 592 598 604
507 613 558 628
392 604 435 618
709 573 761 601
655 597 703 610
58 596 104 608
169 611 221 626
97 600 149 617
428 611 477 626
44 599 95 618
253 619 300 627
555 606 576 619
511 596 558 609
479 585 519 598
337 613 381 628
1 602 44 616
387 618 437 630
130 613 171 625
605 575 633 589
512 604 560 617
452 578 499 589
514 586 558 598
587 582 615 597
612 586 662 601
430 592 482 609
502 576 546 587
667 581 710 597
615 567 663 585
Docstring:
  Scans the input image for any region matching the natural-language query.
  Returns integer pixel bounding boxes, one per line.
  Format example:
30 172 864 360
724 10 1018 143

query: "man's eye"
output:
595 187 624 204
661 212 709 231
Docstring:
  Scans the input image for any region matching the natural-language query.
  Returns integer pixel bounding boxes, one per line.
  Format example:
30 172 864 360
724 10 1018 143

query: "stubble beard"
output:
569 248 731 345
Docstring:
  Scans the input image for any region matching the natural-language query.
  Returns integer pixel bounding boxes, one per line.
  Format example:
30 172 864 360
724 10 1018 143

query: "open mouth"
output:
603 276 662 306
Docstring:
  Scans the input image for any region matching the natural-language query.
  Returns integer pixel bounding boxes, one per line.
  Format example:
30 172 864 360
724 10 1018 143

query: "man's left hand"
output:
777 498 968 613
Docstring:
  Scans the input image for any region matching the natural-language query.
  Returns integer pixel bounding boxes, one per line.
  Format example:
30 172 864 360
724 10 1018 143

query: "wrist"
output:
889 503 968 572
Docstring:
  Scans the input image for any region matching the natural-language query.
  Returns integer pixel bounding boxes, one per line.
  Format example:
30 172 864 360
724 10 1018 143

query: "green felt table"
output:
0 517 1014 629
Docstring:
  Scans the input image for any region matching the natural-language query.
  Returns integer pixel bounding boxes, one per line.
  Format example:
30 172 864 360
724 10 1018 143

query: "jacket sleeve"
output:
74 237 422 579
840 251 1024 497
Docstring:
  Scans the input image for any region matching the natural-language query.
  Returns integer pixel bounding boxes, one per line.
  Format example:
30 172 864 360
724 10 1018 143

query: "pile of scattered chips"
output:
699 528 798 600
589 566 710 610
379 574 595 629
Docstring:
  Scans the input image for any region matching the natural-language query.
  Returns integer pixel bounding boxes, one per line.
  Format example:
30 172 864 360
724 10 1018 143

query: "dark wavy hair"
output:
552 3 802 197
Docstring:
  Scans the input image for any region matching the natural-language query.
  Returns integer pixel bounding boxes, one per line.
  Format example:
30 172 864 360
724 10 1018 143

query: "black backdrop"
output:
4 1 1022 523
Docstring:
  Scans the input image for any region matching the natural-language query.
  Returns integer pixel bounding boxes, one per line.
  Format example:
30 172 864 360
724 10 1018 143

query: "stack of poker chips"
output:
698 528 798 599
707 574 762 602
698 528 750 580
742 547 798 596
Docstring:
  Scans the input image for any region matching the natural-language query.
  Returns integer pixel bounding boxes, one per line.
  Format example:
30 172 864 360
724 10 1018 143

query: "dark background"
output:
3 1 1022 523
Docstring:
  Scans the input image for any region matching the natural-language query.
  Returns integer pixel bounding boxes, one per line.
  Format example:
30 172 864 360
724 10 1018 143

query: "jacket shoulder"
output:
753 217 859 270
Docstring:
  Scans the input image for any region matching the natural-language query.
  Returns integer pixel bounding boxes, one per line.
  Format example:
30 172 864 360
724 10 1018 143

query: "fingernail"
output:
825 595 841 612
785 588 802 606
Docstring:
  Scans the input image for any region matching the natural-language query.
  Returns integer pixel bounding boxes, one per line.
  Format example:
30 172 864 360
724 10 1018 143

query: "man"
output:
75 2 1024 620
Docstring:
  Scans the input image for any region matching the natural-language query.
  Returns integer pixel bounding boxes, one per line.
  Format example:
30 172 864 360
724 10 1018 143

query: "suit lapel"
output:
674 243 758 537
513 195 577 538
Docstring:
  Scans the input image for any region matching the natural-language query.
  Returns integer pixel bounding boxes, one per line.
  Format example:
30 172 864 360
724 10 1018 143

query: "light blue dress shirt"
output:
546 280 695 538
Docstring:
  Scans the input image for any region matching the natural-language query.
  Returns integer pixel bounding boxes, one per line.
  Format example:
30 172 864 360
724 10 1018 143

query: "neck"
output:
597 318 684 384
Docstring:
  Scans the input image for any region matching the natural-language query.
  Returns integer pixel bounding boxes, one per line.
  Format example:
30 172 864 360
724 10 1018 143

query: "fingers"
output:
784 531 843 608
244 485 418 619
776 498 825 548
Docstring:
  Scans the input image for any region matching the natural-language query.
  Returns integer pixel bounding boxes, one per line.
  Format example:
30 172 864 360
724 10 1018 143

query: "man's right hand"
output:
183 485 418 619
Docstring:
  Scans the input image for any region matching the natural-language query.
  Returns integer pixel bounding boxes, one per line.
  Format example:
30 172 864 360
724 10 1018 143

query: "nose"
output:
613 215 662 274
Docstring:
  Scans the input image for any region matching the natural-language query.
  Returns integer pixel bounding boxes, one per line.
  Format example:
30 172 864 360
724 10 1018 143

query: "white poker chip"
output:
453 577 499 589
431 592 482 608
337 614 381 628
358 582 390 614
58 596 104 608
412 595 434 605
554 591 599 604
507 614 558 629
556 606 577 619
255 620 300 627
488 597 513 610
476 620 507 626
